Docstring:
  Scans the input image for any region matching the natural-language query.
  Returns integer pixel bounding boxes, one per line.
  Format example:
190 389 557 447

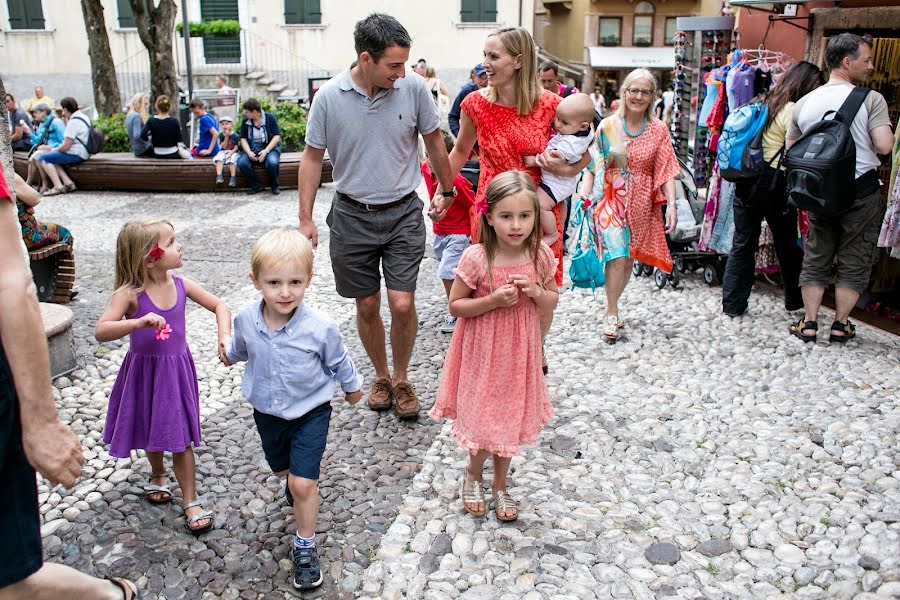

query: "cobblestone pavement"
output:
34 186 900 600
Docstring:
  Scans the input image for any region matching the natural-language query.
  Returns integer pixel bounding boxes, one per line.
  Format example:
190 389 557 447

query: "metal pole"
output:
181 0 194 101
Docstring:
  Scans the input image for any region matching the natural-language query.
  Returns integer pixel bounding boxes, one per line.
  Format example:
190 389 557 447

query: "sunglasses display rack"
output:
671 16 735 189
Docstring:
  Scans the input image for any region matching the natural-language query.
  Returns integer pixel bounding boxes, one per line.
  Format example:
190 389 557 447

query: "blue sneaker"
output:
292 545 323 590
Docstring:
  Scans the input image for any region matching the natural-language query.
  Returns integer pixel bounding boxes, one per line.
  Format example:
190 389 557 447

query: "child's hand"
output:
508 274 543 299
218 337 232 366
490 283 519 308
137 312 166 330
427 203 445 222
345 390 363 405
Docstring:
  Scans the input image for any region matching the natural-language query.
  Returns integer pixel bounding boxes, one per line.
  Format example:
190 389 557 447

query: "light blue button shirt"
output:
227 300 363 420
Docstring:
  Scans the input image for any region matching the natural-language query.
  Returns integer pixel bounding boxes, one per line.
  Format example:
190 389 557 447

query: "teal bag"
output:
568 202 605 291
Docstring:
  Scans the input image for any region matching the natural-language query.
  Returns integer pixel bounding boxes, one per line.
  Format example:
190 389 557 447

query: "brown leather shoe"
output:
393 381 420 419
368 378 394 411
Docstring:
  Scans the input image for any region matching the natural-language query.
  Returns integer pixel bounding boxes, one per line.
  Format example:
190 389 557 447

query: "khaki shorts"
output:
326 191 426 298
799 189 884 294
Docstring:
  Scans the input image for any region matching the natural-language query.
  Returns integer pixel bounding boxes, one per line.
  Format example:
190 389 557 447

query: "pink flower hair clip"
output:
475 198 489 216
155 323 172 341
149 243 165 262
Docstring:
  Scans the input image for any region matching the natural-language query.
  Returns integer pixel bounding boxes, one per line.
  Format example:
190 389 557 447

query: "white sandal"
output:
602 314 621 342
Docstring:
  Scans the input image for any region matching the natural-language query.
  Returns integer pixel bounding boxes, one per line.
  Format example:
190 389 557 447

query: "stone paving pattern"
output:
33 186 900 599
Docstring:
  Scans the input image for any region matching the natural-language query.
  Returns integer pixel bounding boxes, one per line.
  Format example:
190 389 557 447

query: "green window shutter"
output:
460 0 478 23
199 0 238 21
284 0 300 24
117 0 135 27
480 0 497 23
7 0 27 29
301 0 320 24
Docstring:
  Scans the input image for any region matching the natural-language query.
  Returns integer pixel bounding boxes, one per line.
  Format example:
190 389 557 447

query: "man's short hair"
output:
354 13 412 62
189 98 205 110
251 229 314 278
59 97 78 113
539 61 559 75
4 93 13 102
824 33 873 72
242 97 262 112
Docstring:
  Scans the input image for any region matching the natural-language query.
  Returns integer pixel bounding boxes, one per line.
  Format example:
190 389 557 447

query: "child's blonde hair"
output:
479 170 544 287
114 218 174 293
251 229 314 278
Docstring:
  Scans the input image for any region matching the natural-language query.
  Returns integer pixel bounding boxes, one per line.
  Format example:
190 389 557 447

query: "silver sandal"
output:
144 471 172 504
602 314 621 342
183 500 214 533
460 475 486 517
491 489 519 522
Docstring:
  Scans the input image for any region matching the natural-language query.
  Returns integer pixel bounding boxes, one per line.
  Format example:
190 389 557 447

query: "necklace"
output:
623 115 648 138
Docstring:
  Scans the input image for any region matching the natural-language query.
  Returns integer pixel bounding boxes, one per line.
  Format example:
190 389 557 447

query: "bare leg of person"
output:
172 447 211 530
464 450 490 515
356 293 391 381
386 290 417 385
39 162 63 191
604 256 632 317
537 188 559 245
490 455 517 520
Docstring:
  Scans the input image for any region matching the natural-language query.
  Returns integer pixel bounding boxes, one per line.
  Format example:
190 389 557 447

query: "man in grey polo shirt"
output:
298 13 456 420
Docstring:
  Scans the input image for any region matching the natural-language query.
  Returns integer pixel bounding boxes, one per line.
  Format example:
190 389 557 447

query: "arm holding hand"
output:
298 145 326 247
94 288 165 342
183 277 232 362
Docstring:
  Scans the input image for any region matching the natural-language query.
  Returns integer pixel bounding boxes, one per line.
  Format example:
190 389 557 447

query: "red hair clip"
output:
149 243 165 262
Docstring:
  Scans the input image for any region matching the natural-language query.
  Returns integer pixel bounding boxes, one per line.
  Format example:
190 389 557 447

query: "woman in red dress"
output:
440 27 590 289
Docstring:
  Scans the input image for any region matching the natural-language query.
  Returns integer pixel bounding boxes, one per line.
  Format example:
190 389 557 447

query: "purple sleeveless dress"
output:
103 275 202 458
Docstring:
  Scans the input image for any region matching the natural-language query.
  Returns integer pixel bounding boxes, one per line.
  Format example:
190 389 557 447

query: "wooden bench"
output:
13 151 332 193
29 243 75 304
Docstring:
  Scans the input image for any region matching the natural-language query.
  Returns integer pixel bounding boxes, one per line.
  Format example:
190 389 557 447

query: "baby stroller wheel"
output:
654 268 667 289
642 263 654 276
632 261 642 277
673 255 685 273
670 269 681 289
703 264 719 286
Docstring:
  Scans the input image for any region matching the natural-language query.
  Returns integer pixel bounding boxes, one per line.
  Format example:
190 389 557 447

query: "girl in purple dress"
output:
95 218 231 533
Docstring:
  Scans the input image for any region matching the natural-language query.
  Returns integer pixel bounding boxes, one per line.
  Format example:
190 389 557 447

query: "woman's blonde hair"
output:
114 218 174 292
129 93 149 122
484 27 543 116
616 68 658 121
425 65 436 79
479 170 544 287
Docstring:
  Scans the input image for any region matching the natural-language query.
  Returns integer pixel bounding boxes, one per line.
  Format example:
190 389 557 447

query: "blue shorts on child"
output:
434 234 470 281
253 402 332 480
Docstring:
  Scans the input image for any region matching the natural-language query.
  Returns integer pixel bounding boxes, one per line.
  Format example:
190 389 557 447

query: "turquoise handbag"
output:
568 202 605 291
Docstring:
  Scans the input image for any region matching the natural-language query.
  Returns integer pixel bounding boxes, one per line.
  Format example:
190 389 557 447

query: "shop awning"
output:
588 47 675 69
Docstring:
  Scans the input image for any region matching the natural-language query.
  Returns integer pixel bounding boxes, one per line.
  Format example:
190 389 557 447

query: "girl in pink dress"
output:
95 219 232 533
430 171 558 522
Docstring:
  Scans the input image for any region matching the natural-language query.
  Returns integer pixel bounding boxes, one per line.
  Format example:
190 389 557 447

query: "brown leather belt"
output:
337 191 416 212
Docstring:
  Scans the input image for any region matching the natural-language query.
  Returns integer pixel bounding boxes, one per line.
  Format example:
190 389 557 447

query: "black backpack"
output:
73 115 106 155
784 87 868 217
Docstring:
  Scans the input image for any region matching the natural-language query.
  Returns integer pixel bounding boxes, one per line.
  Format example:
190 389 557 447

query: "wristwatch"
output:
441 186 458 198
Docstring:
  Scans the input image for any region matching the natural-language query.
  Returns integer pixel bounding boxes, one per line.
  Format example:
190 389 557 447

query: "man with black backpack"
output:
786 33 893 344
35 97 93 196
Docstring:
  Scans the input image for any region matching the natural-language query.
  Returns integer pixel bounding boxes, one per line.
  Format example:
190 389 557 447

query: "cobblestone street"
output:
35 186 900 599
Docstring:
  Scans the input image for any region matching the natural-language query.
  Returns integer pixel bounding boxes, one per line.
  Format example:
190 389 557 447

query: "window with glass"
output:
6 0 45 29
599 18 621 46
664 17 678 45
633 15 653 46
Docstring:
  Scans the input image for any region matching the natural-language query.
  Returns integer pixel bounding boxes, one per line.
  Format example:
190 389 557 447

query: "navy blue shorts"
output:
0 345 43 587
253 403 332 480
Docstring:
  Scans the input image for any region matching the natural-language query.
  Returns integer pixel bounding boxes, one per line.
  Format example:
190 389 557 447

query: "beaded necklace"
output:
622 115 648 138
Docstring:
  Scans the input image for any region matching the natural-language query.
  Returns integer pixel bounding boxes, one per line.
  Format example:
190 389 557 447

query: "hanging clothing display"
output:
877 117 900 259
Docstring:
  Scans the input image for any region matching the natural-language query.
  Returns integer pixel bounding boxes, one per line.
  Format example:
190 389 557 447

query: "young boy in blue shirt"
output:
223 228 363 591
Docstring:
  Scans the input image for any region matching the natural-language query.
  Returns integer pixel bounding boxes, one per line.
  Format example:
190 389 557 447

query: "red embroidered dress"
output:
461 89 565 285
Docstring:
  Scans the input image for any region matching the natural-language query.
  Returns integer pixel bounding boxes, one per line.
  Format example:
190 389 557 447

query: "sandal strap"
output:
492 490 517 511
831 320 854 332
183 499 205 511
144 484 171 493
795 319 818 330
186 510 213 525
108 577 142 600
462 478 485 504
150 470 168 479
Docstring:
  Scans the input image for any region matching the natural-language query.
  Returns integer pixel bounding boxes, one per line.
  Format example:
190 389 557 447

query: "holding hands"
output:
345 390 363 405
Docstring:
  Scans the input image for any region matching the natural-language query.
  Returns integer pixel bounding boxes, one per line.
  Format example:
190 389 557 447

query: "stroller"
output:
632 157 726 289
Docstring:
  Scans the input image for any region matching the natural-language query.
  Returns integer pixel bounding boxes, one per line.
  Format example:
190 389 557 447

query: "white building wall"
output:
0 0 533 107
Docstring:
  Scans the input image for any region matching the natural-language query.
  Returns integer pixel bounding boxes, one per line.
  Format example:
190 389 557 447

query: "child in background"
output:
524 93 596 245
423 129 475 333
214 116 240 187
95 219 231 533
222 229 363 591
430 170 558 522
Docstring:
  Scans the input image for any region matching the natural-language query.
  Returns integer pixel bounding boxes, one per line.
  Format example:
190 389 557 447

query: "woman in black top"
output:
140 95 184 159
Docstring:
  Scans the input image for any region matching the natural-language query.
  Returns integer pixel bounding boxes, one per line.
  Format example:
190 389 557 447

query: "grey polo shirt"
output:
305 66 440 205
